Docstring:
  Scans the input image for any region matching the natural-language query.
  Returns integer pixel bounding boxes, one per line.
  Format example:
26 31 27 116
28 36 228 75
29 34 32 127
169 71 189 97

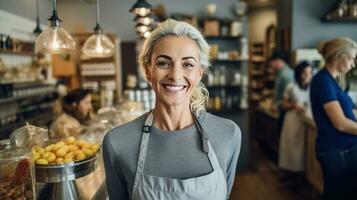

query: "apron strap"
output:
192 112 221 170
207 141 221 170
192 112 209 153
133 111 153 190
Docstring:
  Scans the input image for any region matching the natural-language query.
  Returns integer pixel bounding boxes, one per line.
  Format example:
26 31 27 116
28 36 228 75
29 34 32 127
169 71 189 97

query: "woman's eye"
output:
157 62 170 68
183 63 194 68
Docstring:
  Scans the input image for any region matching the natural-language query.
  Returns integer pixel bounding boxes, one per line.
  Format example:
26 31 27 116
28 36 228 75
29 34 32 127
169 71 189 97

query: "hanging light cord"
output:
36 0 40 19
94 0 103 33
96 0 100 26
49 0 61 27
52 0 56 13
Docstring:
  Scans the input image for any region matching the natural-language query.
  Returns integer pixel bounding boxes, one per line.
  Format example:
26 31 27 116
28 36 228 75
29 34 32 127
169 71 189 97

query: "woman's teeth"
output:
164 85 185 91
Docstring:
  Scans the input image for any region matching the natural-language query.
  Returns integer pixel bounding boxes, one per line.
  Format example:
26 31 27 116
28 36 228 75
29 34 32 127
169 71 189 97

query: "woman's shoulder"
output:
105 113 148 140
202 112 241 140
312 69 332 84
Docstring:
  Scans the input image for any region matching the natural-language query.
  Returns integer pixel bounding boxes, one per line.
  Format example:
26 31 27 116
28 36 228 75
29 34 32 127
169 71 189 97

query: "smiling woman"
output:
103 19 242 200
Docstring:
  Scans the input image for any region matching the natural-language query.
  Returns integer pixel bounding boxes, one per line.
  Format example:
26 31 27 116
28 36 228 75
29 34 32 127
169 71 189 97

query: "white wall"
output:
247 7 277 43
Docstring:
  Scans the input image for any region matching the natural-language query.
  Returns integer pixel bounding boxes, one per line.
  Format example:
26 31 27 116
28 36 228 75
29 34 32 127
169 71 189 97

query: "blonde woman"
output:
310 37 357 199
102 19 241 200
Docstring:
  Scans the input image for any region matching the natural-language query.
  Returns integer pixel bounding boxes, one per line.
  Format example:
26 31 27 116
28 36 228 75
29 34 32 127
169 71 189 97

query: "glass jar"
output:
0 147 36 199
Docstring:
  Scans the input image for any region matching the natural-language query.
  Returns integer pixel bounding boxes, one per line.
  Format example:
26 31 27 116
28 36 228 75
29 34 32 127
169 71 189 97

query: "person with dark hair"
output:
278 61 312 186
50 88 93 139
269 49 295 134
270 49 294 108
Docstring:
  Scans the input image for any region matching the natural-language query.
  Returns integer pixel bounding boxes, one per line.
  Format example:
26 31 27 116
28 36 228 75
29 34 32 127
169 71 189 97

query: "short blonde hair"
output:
318 37 357 62
138 19 210 115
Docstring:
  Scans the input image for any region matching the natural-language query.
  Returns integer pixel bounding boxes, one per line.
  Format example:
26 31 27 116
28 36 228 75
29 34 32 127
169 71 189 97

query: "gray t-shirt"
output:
103 112 242 200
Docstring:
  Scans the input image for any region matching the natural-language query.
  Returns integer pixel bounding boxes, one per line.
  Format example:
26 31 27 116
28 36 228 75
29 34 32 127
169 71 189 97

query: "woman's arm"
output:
226 123 242 198
324 101 357 135
282 99 298 110
102 135 130 200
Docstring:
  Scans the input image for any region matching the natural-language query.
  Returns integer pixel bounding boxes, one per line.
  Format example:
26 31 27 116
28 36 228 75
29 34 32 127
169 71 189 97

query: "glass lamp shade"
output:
82 33 115 58
35 26 75 54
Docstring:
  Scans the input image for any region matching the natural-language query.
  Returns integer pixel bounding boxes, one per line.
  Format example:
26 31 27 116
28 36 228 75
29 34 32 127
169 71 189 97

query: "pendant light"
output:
129 0 152 17
35 0 75 54
82 0 115 58
134 15 153 26
33 0 42 35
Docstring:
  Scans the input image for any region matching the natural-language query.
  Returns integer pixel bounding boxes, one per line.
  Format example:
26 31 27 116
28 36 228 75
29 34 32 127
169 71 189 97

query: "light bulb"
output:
143 32 150 38
135 8 151 16
136 25 149 33
135 16 153 25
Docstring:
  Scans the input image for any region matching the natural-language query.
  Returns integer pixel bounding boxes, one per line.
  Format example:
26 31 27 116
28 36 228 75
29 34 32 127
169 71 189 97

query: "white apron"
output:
131 111 228 200
278 83 309 172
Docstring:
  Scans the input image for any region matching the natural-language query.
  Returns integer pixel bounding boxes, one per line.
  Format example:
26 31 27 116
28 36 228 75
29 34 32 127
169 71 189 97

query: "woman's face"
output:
75 94 92 117
146 36 203 108
337 49 357 74
301 66 312 86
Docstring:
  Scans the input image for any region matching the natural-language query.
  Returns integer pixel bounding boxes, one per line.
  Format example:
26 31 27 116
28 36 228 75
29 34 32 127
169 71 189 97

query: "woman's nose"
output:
167 64 184 80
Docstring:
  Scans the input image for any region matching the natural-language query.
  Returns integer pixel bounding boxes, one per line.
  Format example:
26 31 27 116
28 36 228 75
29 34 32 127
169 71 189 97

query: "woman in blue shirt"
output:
310 37 357 199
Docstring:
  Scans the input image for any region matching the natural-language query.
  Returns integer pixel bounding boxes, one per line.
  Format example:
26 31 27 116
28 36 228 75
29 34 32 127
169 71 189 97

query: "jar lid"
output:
0 147 30 162
0 139 12 150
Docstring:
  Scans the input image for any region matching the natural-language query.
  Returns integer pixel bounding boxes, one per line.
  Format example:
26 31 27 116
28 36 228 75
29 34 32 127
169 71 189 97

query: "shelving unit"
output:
72 33 122 110
0 81 56 139
322 17 357 23
204 34 249 112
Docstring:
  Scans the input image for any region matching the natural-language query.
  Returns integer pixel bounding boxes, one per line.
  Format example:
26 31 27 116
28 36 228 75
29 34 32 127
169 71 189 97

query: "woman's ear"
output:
145 65 152 82
72 102 78 108
198 67 204 82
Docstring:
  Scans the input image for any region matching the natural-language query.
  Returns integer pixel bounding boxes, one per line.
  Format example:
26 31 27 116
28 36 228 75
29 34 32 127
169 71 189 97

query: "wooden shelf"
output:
80 57 115 63
211 59 248 64
250 56 265 62
322 16 357 23
0 49 33 56
205 36 241 40
0 87 56 105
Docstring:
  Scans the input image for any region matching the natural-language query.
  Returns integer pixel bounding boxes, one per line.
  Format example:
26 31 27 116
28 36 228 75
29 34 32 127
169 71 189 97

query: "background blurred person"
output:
278 61 312 187
269 49 295 131
50 88 93 139
310 37 357 200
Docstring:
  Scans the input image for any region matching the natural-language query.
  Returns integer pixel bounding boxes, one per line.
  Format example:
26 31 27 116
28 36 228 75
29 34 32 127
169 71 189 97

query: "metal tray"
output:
35 154 98 183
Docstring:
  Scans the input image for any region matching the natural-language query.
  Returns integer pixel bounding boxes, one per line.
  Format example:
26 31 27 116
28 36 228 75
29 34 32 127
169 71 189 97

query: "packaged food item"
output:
10 123 49 148
32 137 99 165
0 147 35 200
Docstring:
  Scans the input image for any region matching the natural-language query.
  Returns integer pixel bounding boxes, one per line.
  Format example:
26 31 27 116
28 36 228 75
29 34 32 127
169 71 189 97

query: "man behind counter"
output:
50 89 93 139
269 50 294 130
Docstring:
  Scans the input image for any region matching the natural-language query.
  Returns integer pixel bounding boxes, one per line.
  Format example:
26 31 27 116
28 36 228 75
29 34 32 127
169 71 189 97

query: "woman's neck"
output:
153 102 194 132
325 62 339 78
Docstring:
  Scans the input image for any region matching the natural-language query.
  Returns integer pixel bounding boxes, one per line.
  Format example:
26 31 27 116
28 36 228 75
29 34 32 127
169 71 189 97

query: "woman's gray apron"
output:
131 111 228 200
